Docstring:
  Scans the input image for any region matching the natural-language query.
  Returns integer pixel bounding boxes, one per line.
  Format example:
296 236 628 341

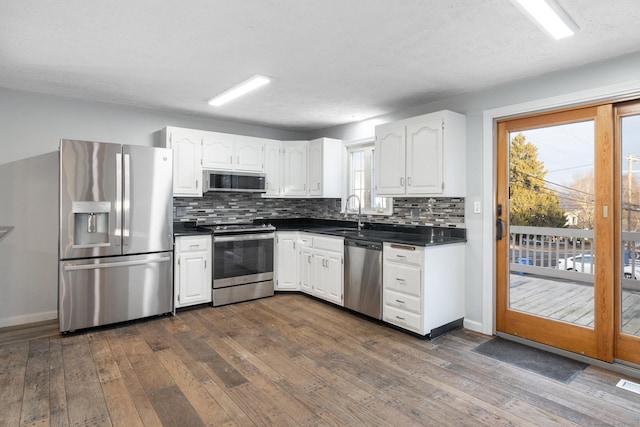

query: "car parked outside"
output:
623 264 640 280
556 253 594 273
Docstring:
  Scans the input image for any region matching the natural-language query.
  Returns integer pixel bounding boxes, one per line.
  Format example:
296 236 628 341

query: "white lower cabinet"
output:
174 235 212 308
382 242 464 336
274 232 299 291
297 233 344 305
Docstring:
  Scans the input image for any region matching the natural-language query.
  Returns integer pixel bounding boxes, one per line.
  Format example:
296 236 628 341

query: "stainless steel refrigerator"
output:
59 139 173 332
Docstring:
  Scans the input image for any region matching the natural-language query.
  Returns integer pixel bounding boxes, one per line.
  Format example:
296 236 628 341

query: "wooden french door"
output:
496 105 615 362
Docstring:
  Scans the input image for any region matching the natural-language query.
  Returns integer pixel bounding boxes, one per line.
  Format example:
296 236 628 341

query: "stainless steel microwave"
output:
205 172 266 193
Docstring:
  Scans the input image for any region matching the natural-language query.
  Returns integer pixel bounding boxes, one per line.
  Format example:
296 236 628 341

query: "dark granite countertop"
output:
173 221 213 237
255 218 466 247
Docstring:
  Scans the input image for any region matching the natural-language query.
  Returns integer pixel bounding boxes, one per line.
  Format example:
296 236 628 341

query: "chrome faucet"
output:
345 194 363 231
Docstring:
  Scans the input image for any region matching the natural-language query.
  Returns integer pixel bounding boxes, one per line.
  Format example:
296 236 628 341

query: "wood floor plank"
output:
106 331 164 427
155 347 238 427
0 341 29 427
61 334 112 427
19 338 50 426
48 337 70 427
88 331 145 427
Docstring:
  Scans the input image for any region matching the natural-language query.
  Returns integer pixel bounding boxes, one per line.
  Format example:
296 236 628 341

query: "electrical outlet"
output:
474 201 481 214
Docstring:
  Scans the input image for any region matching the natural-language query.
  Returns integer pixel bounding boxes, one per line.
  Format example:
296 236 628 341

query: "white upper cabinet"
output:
375 110 466 197
406 120 443 194
202 134 234 170
263 141 282 197
235 137 264 172
282 141 308 197
374 124 406 195
202 132 264 173
164 126 203 197
307 138 344 198
264 138 344 199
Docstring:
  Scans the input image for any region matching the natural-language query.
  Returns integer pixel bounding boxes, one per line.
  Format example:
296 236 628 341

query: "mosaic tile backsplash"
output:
174 193 465 227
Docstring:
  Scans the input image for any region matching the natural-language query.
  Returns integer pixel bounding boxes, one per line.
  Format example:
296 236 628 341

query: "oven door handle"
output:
214 233 275 243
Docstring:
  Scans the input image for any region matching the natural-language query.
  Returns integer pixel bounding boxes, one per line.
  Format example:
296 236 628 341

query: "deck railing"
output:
509 225 595 282
509 226 640 287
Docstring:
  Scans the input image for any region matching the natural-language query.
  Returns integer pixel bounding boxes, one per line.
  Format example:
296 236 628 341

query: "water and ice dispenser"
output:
72 201 111 247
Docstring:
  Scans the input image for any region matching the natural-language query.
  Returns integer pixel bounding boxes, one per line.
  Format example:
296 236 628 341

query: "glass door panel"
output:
507 121 596 328
620 113 640 338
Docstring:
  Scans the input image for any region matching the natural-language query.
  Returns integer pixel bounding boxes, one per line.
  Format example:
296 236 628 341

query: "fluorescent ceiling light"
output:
208 75 270 107
511 0 578 40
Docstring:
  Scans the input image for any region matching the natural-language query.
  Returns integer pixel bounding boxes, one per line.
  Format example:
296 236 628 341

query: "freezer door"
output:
60 139 122 259
59 252 173 332
122 145 173 255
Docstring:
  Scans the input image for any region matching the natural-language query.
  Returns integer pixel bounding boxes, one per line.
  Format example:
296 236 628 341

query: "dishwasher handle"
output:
345 239 382 251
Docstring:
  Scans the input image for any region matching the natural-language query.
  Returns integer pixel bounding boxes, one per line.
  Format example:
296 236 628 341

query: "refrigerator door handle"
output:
123 153 131 246
115 153 123 247
64 256 171 271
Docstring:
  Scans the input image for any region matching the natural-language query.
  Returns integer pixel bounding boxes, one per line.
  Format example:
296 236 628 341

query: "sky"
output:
513 115 640 187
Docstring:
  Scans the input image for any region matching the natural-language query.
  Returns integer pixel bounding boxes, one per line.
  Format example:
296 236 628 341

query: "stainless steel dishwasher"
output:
344 239 383 319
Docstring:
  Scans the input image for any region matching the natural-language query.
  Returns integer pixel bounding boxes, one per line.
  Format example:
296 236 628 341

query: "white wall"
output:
0 88 305 327
309 51 640 334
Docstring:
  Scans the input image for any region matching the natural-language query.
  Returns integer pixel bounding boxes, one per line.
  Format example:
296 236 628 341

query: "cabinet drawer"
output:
313 235 344 252
383 305 422 334
176 235 211 252
383 289 421 314
384 243 423 265
384 263 421 297
298 235 313 247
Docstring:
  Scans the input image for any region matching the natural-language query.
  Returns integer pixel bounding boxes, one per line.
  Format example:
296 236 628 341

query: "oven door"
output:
213 233 274 288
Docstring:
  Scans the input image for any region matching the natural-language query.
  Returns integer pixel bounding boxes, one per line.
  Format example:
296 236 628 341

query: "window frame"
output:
343 138 393 216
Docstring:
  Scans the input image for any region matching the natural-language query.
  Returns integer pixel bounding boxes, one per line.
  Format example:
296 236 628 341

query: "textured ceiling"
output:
1 0 640 132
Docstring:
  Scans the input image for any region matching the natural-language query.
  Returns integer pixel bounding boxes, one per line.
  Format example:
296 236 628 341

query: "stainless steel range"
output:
201 223 275 306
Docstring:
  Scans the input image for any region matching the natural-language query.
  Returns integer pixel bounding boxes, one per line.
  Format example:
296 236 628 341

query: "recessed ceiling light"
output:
208 75 271 107
511 0 578 40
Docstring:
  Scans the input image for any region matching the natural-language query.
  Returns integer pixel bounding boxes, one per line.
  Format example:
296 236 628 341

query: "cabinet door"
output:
307 140 323 196
323 251 344 305
263 141 281 196
312 252 327 299
235 138 264 172
167 129 203 197
275 233 298 290
283 142 308 196
406 119 443 194
202 134 234 170
299 246 314 294
375 124 406 195
176 250 211 307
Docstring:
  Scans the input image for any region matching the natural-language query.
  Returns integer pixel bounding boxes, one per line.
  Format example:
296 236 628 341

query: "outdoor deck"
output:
509 273 640 336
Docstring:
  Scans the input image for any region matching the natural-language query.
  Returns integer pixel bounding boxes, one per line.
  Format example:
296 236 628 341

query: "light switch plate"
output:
474 201 481 214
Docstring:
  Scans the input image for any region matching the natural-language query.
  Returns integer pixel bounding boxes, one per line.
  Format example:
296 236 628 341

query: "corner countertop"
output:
173 221 213 237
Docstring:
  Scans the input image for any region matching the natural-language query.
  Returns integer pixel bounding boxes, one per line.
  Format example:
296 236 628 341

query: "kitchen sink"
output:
322 228 369 238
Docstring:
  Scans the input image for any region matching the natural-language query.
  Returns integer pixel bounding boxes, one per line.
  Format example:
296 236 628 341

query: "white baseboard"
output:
463 318 486 334
0 311 58 328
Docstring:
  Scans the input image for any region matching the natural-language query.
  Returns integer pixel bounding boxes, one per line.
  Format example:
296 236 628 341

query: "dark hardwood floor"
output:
2 294 640 426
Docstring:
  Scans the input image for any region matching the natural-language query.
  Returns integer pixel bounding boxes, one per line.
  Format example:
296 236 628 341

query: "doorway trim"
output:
479 79 640 336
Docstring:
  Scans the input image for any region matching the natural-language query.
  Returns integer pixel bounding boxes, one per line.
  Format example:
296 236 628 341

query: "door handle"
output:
496 219 504 241
123 153 131 247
